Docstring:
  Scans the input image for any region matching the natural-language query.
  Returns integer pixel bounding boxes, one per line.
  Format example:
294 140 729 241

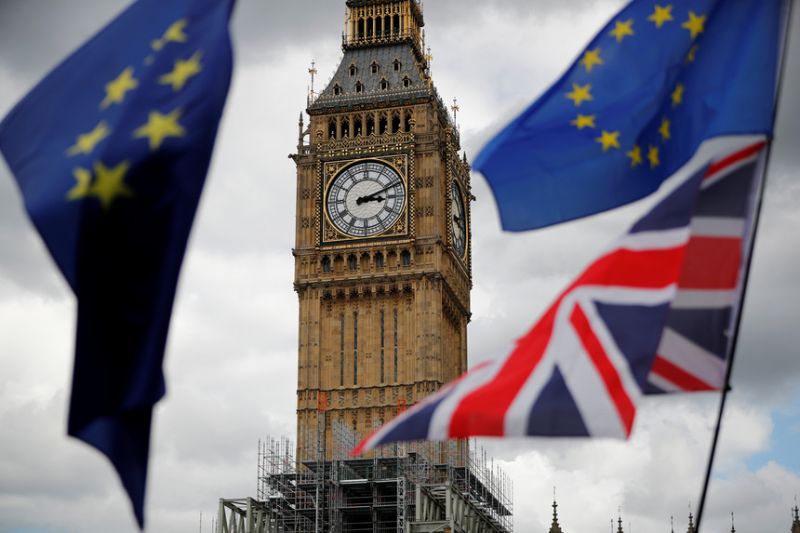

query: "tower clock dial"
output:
326 160 406 238
451 180 467 258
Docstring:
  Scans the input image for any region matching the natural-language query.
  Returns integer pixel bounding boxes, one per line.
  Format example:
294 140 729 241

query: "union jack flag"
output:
354 139 766 454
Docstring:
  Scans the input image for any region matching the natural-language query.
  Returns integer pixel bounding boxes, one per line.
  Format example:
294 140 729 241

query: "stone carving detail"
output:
415 176 434 188
318 132 414 153
416 206 434 218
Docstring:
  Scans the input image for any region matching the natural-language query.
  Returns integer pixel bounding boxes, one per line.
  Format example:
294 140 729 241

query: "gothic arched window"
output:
400 250 411 267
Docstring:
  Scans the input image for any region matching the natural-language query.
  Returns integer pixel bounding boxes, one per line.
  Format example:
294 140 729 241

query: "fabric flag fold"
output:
354 138 767 455
473 0 784 231
0 0 235 527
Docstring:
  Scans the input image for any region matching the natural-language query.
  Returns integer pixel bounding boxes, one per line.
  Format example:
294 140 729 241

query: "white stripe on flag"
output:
656 328 727 389
615 227 690 252
647 372 681 393
690 217 746 238
672 289 737 309
428 353 506 440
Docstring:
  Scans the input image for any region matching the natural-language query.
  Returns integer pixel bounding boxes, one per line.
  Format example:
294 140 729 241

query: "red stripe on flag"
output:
570 246 688 290
705 141 765 180
448 307 557 437
447 245 685 438
678 236 742 289
570 304 636 436
651 355 717 392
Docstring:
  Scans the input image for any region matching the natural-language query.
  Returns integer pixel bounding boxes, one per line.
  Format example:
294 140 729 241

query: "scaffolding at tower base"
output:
218 432 513 533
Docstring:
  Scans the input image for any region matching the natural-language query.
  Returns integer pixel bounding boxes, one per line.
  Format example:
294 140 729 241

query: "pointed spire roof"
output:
549 495 563 533
686 512 696 533
792 502 800 533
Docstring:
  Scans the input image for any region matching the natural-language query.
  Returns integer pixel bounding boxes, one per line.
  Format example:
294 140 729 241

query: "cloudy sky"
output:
1 1 799 532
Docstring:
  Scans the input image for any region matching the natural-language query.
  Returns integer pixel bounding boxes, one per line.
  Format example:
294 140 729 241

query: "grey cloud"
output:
1 1 799 532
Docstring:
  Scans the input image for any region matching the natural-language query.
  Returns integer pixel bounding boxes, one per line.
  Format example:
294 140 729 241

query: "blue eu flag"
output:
0 0 235 527
473 0 785 231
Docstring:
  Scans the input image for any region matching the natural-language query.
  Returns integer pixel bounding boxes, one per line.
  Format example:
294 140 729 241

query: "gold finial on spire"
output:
730 512 736 533
670 515 675 533
307 60 319 106
451 97 460 128
309 60 318 92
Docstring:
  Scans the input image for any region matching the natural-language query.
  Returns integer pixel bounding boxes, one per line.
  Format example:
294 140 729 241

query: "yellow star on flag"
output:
609 19 634 43
626 145 643 168
682 11 706 39
67 161 133 209
133 109 186 150
100 67 138 109
159 52 203 91
671 84 685 107
648 5 674 28
571 114 597 130
91 161 133 210
659 118 671 141
151 19 189 51
595 130 621 152
67 121 111 157
67 167 93 200
580 48 604 73
566 83 593 106
648 146 660 168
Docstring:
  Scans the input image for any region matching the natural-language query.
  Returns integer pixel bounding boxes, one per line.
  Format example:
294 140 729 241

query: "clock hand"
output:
372 180 402 196
356 195 385 205
356 181 402 205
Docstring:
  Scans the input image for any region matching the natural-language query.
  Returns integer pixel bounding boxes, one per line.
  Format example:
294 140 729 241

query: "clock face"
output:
451 180 467 258
326 160 406 238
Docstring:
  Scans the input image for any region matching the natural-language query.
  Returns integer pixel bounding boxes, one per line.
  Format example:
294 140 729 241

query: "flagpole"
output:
694 1 794 530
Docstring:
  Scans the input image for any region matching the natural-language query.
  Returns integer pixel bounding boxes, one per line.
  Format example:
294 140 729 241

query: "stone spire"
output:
730 512 736 533
792 502 800 533
686 512 696 533
549 494 563 533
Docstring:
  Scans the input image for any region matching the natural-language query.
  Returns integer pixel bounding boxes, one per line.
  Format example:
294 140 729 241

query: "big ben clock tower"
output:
292 0 472 462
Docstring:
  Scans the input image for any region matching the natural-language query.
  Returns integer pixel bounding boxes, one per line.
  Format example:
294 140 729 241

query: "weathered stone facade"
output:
291 0 472 462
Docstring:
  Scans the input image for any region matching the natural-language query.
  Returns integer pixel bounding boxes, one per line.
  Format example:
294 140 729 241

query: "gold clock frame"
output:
320 154 412 245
